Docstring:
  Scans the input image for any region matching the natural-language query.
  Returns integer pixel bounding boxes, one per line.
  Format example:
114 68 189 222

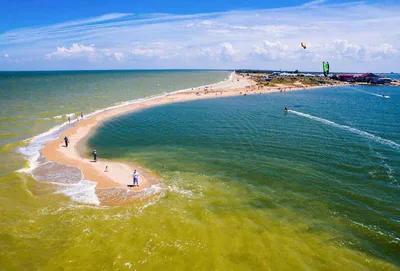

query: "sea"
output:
0 70 399 270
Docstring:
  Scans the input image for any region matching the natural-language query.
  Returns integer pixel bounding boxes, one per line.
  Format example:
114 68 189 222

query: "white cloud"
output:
302 0 326 7
4 54 8 58
372 44 398 60
330 39 363 60
252 40 290 60
101 49 124 61
220 42 235 59
327 39 398 62
46 43 96 59
198 48 216 58
129 48 161 57
45 44 124 62
1 2 400 71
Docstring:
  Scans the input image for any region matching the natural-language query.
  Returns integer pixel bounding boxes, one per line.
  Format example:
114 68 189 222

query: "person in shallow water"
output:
133 170 139 187
64 136 69 147
285 107 289 112
92 149 97 162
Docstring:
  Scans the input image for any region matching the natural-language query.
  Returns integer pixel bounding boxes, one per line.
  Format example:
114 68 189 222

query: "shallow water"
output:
0 70 230 175
0 70 235 270
87 85 400 269
1 71 399 269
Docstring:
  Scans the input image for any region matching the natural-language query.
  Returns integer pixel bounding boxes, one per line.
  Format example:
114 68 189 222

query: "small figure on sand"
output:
132 170 139 187
64 136 69 147
68 116 71 123
81 112 84 120
92 149 97 162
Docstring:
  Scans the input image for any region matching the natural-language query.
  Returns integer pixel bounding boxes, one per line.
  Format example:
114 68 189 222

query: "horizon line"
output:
0 68 397 74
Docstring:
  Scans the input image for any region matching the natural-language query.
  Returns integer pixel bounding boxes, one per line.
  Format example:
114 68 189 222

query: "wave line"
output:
352 88 390 98
290 110 400 151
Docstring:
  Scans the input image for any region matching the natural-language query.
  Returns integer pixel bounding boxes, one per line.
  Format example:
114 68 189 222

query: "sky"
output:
1 0 399 72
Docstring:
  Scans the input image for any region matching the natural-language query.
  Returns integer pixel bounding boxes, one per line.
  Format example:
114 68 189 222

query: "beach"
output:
1 70 399 270
40 72 346 205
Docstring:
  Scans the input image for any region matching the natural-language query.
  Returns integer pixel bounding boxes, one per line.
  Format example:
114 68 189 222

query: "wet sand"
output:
41 73 346 205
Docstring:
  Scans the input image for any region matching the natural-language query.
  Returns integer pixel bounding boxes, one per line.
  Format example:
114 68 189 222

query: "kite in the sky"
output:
301 42 306 49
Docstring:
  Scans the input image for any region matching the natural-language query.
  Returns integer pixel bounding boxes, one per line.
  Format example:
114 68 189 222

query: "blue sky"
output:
0 0 340 31
1 0 399 72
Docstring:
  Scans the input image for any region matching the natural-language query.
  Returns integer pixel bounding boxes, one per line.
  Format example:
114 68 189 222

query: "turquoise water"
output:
1 69 399 269
0 70 230 175
88 85 400 268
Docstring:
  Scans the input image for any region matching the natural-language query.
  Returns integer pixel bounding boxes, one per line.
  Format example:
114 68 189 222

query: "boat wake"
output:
351 88 390 98
290 110 400 151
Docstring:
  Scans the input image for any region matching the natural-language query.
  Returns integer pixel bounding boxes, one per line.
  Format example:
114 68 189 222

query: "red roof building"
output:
355 73 381 83
338 74 355 82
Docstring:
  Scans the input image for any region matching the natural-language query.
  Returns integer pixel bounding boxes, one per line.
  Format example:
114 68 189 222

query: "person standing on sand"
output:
68 116 71 123
133 170 139 187
81 112 84 120
64 136 69 147
92 149 97 162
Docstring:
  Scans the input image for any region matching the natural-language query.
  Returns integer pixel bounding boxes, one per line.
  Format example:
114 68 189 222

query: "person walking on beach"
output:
64 136 69 147
92 149 97 162
132 170 139 187
81 112 84 120
68 116 71 123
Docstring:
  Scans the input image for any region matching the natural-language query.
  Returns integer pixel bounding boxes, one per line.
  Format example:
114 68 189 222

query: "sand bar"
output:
41 73 346 205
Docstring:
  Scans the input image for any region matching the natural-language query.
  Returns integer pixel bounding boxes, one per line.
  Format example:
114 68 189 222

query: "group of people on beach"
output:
67 112 84 124
62 136 140 187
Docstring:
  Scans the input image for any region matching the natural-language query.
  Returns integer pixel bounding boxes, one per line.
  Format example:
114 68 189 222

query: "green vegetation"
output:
240 73 338 87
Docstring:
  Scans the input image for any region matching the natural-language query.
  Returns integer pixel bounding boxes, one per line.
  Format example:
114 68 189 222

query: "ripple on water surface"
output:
87 86 400 268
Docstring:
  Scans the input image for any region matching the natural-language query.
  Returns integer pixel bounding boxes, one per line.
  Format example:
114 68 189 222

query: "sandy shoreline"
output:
40 72 346 205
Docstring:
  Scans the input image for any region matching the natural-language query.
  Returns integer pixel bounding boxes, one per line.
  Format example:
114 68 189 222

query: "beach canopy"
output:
323 62 330 77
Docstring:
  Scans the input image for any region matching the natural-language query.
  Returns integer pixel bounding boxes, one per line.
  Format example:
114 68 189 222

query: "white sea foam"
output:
351 220 400 244
53 113 75 119
17 122 70 173
141 184 164 196
290 110 400 151
17 73 232 173
228 71 234 80
15 73 233 204
167 185 193 197
32 161 100 205
375 151 398 185
56 179 100 205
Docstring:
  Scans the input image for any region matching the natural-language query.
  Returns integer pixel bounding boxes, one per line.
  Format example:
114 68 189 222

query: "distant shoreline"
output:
1 69 399 75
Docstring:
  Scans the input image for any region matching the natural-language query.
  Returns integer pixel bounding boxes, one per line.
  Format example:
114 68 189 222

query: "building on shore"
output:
259 76 272 82
338 74 355 82
355 73 381 83
376 78 392 85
